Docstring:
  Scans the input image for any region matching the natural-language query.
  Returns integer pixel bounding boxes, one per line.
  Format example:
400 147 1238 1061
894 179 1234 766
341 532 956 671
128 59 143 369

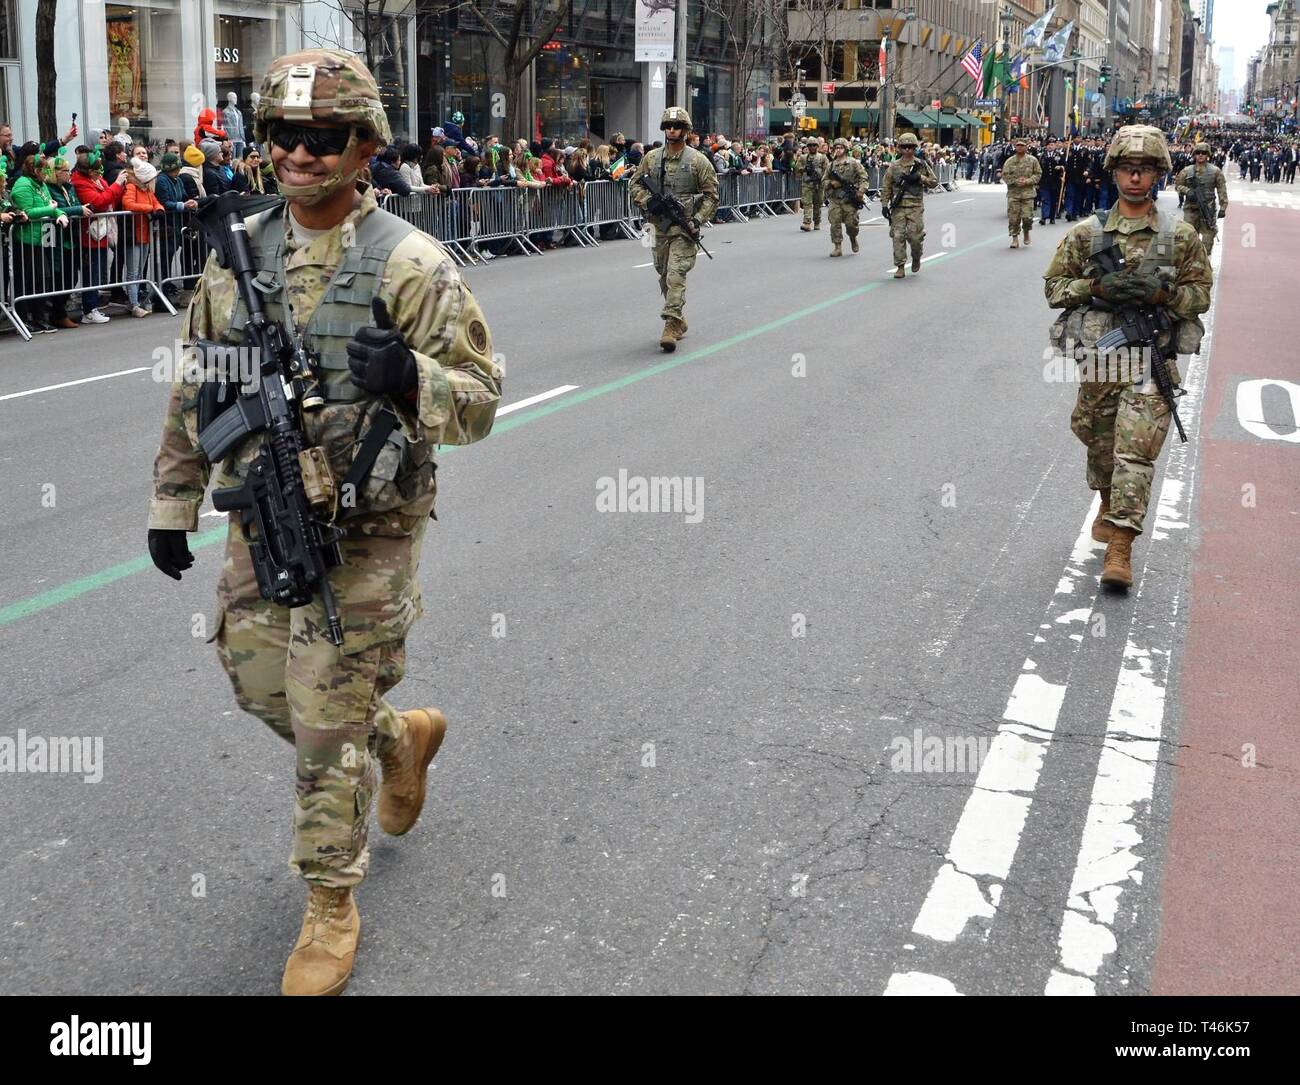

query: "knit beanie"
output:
183 145 206 167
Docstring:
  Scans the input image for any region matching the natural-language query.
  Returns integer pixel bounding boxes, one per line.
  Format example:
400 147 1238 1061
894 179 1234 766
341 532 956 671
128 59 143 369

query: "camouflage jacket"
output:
1043 203 1213 320
880 159 938 209
629 144 720 238
826 156 867 201
150 184 502 534
1002 153 1042 195
795 152 830 184
1174 163 1228 217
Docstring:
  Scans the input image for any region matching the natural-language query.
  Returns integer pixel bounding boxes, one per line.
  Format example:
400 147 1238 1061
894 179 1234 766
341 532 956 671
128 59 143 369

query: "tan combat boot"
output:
911 253 922 273
814 222 822 230
659 318 683 353
894 265 906 279
1023 228 1031 246
800 223 812 232
677 317 688 340
849 234 860 253
1091 488 1113 544
1100 527 1138 589
830 243 842 257
378 707 448 836
1010 235 1020 249
282 886 360 996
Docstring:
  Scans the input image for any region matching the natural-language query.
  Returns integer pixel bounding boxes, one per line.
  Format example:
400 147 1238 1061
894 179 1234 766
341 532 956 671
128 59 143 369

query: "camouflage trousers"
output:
210 505 432 888
1183 208 1218 254
889 206 925 266
1070 370 1179 534
828 199 860 245
1008 195 1036 236
801 183 825 226
653 230 698 322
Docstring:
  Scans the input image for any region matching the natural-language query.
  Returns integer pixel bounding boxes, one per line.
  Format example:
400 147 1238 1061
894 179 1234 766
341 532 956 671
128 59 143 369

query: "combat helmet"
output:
660 106 692 130
1103 124 1172 173
897 131 919 149
832 137 850 151
255 49 390 203
1194 142 1211 155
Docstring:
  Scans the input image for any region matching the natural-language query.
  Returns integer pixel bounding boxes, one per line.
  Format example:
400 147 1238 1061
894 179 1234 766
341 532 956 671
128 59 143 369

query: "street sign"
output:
1011 115 1020 125
975 97 999 108
650 64 664 90
931 99 942 109
823 82 836 94
791 95 807 119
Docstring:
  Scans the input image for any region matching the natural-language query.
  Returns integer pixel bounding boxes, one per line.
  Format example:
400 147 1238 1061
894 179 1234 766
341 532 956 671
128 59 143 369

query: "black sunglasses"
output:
268 122 353 157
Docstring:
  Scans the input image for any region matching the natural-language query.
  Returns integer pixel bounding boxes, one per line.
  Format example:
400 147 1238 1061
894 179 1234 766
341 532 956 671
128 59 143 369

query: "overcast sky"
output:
1210 2 1273 90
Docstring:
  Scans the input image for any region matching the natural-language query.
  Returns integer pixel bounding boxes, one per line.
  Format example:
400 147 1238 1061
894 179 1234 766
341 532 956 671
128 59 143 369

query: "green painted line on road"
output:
0 229 1007 631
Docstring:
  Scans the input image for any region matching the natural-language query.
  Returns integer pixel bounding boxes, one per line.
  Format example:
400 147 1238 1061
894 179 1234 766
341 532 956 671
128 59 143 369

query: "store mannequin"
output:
223 91 246 159
115 115 131 147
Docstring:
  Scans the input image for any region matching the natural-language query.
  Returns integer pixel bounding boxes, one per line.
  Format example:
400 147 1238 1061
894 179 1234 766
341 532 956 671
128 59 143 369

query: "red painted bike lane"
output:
1152 199 1300 994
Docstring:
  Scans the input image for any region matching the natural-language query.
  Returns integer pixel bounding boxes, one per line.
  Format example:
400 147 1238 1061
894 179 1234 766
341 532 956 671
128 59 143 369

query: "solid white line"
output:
952 198 975 204
633 262 653 268
0 366 152 403
1045 242 1222 996
495 384 579 417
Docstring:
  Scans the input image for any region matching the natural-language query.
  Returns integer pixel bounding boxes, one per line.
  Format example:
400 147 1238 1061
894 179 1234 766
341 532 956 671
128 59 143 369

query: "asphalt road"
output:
0 177 1295 996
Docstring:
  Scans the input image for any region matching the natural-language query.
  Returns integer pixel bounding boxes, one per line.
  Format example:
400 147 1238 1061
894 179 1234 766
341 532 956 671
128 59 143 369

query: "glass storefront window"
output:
0 0 16 61
105 2 184 140
535 43 591 143
214 2 290 148
369 13 411 142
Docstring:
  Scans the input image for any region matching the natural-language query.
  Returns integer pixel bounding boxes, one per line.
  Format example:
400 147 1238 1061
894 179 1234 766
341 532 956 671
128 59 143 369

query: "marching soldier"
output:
795 137 830 231
825 137 867 257
629 106 719 352
147 49 502 994
1044 125 1212 589
880 131 940 279
1002 136 1042 248
1174 142 1228 255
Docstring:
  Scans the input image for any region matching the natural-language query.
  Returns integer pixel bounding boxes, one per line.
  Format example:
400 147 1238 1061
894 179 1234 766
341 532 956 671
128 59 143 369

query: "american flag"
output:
960 39 984 83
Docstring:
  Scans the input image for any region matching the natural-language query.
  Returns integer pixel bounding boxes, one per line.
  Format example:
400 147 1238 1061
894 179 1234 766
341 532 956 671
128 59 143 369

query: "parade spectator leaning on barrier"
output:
9 153 70 333
200 140 229 195
70 152 125 324
121 157 165 318
43 155 90 328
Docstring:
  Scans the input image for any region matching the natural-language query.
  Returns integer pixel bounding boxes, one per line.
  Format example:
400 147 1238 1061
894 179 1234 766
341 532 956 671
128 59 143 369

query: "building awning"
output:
909 109 969 129
895 109 930 128
955 112 987 126
769 106 878 128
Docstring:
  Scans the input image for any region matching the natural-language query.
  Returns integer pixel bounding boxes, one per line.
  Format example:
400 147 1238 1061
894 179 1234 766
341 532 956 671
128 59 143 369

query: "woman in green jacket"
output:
8 154 70 333
44 156 89 327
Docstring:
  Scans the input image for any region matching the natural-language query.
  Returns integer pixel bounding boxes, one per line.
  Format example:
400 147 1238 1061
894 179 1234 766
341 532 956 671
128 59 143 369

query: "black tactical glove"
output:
148 529 194 581
1217 209 1226 218
645 192 669 217
346 298 418 397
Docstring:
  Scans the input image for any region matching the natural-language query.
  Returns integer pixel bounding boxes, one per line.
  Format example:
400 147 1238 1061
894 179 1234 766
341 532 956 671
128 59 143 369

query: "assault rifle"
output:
1092 245 1187 444
193 190 347 645
1189 173 1216 226
883 163 923 223
828 163 866 210
637 166 713 259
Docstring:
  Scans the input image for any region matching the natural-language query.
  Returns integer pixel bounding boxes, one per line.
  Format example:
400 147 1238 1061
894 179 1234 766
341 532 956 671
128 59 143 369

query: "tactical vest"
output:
1187 166 1220 217
204 203 435 519
228 203 418 404
1050 208 1205 364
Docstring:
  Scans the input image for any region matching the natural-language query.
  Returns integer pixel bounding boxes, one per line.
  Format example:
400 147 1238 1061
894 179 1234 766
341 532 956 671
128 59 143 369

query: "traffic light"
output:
1099 63 1111 89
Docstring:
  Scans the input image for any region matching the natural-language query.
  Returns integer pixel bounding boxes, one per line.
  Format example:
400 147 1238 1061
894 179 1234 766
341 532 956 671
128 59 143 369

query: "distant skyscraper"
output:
1191 0 1214 40
1218 45 1235 92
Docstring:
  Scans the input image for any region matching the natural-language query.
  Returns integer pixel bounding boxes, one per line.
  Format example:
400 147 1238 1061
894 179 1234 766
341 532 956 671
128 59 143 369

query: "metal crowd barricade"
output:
936 161 957 190
152 210 209 295
865 165 884 197
582 179 640 241
0 208 175 342
380 190 477 266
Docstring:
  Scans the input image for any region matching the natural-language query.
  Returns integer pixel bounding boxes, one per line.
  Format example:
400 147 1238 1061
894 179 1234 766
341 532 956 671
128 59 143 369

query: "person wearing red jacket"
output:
70 156 126 323
121 159 165 316
193 107 228 147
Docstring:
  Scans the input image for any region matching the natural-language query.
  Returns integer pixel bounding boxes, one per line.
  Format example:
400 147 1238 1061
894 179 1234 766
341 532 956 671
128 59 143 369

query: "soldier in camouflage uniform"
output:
825 138 867 257
1002 137 1042 248
629 106 719 352
795 137 830 231
880 131 940 279
1044 125 1212 588
1174 142 1228 255
146 49 502 996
